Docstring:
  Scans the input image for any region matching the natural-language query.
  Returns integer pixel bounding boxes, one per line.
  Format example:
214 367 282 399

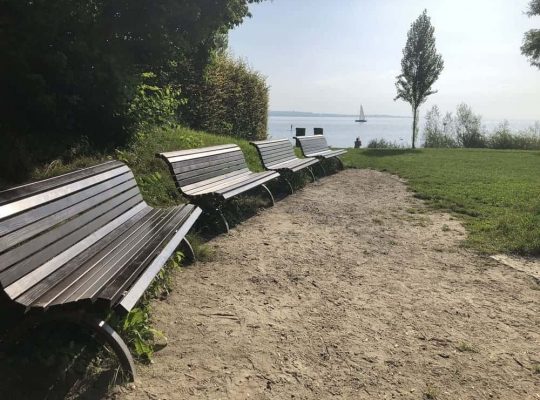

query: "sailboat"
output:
355 105 367 123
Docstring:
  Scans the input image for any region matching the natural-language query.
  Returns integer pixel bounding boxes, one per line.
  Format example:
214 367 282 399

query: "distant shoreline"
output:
269 111 412 118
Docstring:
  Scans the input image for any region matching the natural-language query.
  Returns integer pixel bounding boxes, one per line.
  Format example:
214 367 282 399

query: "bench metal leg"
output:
78 315 136 381
283 177 294 195
318 161 327 176
216 207 230 234
180 237 196 263
307 167 317 182
261 184 275 206
1 311 136 382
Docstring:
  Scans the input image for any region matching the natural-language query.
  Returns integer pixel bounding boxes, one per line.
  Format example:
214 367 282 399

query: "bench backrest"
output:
157 144 250 192
0 161 145 306
251 139 297 169
297 136 331 156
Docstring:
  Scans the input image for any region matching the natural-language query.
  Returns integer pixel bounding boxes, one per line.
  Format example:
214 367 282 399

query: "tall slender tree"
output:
395 10 444 148
522 0 540 69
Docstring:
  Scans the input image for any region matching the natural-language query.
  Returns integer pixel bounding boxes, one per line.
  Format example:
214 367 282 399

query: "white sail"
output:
359 105 365 121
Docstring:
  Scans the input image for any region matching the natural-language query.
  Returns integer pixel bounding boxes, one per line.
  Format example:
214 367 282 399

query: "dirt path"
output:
116 169 539 400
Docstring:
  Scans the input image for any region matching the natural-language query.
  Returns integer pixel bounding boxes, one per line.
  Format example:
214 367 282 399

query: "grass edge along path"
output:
342 148 540 256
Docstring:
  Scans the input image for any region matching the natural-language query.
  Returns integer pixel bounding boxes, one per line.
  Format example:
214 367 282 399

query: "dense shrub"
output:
489 121 540 150
367 138 404 149
0 0 264 183
182 54 269 141
454 103 487 148
423 106 457 148
422 104 539 150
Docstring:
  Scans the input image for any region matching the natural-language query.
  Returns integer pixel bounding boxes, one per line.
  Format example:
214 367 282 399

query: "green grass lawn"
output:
342 148 540 256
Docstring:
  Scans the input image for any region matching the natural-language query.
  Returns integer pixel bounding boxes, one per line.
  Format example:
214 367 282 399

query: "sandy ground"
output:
115 169 540 400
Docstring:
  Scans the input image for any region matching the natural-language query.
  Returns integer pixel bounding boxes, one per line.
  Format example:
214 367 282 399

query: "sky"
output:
228 0 540 119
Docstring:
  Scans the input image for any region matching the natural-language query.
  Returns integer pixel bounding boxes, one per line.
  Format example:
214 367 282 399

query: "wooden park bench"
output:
0 161 201 380
157 144 279 232
296 136 347 173
250 138 319 194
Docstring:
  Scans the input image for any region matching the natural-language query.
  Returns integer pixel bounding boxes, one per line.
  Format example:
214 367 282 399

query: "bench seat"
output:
296 136 346 171
0 161 201 379
158 145 279 232
250 139 319 192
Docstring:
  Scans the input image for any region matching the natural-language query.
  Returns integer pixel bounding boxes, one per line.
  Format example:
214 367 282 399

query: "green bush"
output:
367 138 404 149
489 121 540 150
0 0 264 185
127 73 185 130
182 54 269 141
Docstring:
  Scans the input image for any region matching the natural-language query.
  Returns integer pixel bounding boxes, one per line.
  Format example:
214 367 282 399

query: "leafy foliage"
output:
522 0 540 68
182 54 269 141
395 10 444 148
0 0 265 183
422 106 457 148
422 104 540 150
454 104 486 148
127 73 185 130
367 138 404 149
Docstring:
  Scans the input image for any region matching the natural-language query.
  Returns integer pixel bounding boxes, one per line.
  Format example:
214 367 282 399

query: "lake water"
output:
268 116 539 148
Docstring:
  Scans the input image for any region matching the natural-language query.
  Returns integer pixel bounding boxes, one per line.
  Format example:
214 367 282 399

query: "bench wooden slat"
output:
4 201 147 299
0 161 201 312
56 209 179 305
0 161 125 206
173 158 249 187
159 144 237 160
186 170 257 196
0 172 134 239
17 207 156 308
0 161 202 379
97 205 195 305
158 145 278 223
218 171 280 199
170 150 245 172
0 187 143 280
0 178 138 254
250 139 319 177
297 136 346 159
0 165 131 220
117 206 202 313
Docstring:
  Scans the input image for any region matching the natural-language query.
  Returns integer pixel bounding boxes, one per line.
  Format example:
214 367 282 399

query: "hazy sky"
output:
229 0 540 119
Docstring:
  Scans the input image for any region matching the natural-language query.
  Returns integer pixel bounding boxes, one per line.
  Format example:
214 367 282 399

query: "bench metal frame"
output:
157 145 280 233
0 161 202 380
250 138 319 194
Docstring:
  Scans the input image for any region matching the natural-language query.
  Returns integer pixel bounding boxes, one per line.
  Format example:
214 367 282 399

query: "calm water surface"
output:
268 116 539 148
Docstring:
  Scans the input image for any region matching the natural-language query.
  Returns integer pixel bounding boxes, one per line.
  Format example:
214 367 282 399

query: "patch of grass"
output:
456 341 478 353
533 364 540 374
442 224 450 232
343 148 540 255
423 384 439 400
187 233 215 262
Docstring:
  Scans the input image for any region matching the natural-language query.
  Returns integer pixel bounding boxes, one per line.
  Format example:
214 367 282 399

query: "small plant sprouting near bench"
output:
112 251 185 362
456 341 478 353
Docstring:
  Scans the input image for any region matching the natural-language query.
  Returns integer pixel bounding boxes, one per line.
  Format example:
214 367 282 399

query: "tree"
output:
455 103 486 148
395 10 444 148
423 105 456 148
522 0 540 68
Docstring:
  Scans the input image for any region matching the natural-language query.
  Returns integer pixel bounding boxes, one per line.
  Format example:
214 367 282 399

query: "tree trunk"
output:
411 106 418 149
